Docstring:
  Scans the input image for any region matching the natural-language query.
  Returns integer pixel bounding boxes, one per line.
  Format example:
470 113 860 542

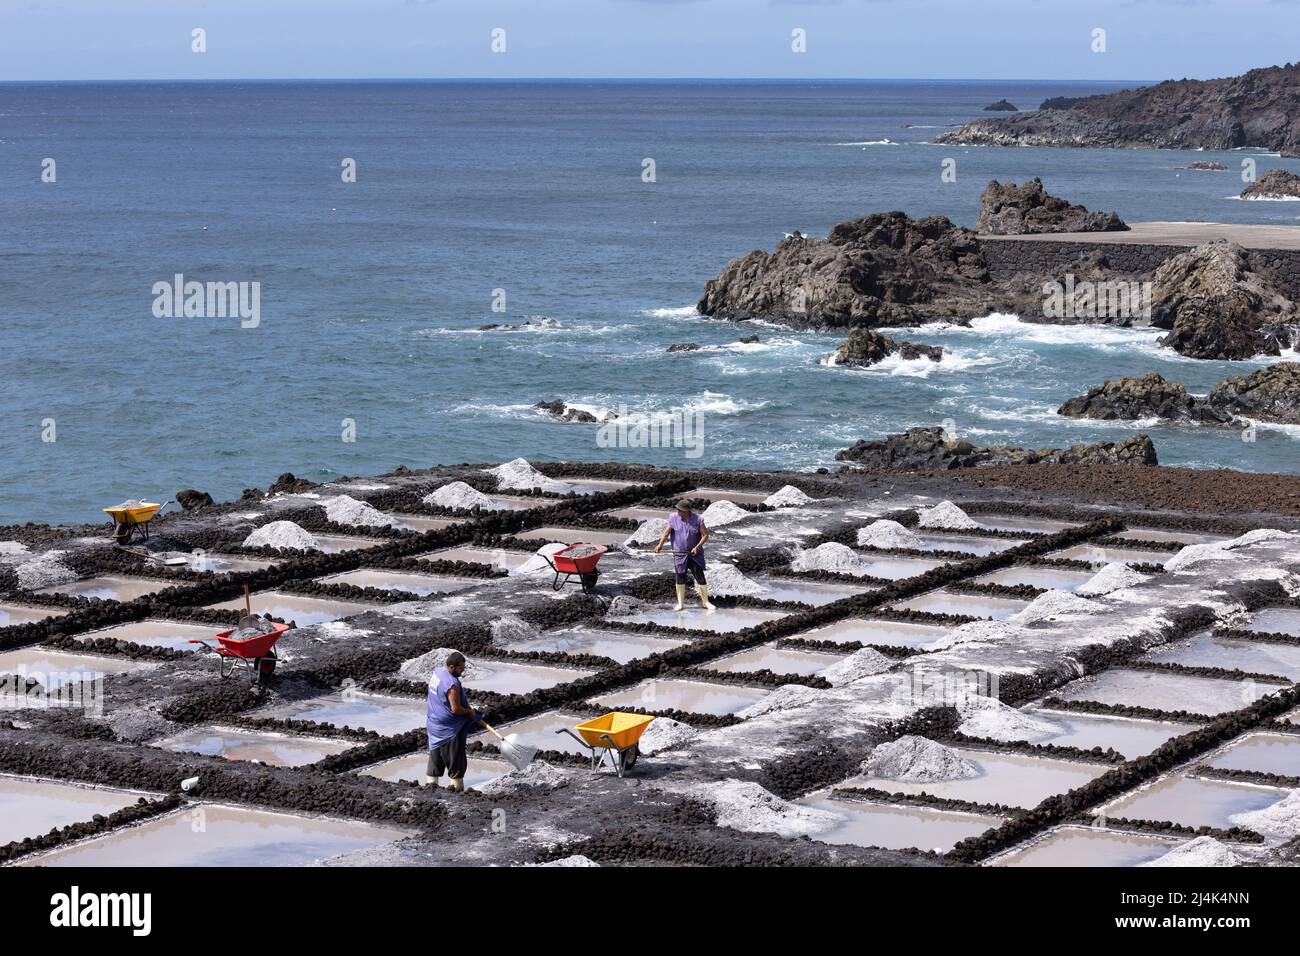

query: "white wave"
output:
680 390 770 415
830 138 901 146
919 313 1163 348
1240 417 1300 439
1225 194 1300 202
641 305 699 319
819 349 996 378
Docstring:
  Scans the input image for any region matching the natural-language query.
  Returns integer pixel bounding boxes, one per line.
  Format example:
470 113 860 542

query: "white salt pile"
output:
821 647 894 686
605 595 647 618
957 696 1062 742
491 615 540 644
399 647 489 684
485 458 575 494
242 521 321 551
856 520 922 550
1165 528 1295 573
323 495 398 529
699 500 752 527
637 716 697 755
14 550 78 590
478 760 569 796
1010 590 1098 625
763 485 813 508
231 616 276 641
860 735 981 783
790 542 874 577
422 481 504 512
533 855 599 868
1228 789 1300 840
916 501 981 531
691 780 840 838
625 517 668 546
1077 562 1149 596
738 683 822 719
0 541 31 557
514 542 569 575
704 563 768 598
1141 836 1242 868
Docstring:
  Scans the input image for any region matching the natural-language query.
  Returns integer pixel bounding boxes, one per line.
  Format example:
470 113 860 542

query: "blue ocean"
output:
3 79 1298 525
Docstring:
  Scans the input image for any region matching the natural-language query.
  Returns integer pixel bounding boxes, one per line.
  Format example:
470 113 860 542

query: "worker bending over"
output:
654 499 715 611
426 651 485 792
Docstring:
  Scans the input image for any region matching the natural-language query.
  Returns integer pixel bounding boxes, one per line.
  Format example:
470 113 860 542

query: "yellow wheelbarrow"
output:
102 499 172 545
555 712 655 778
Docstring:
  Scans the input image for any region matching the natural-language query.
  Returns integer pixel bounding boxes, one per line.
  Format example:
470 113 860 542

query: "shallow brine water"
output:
708 643 845 678
204 591 381 626
389 514 464 533
1114 528 1234 546
461 659 594 695
611 606 786 633
852 555 950 580
794 617 951 649
971 566 1098 592
845 749 1108 810
316 569 480 597
1143 632 1300 682
415 546 534 571
74 619 219 651
33 575 173 602
153 726 355 767
889 590 1031 620
1207 733 1300 777
500 626 687 664
913 534 1027 557
1046 544 1169 566
797 794 1001 852
1245 608 1300 637
1017 707 1197 759
313 534 388 553
1101 773 1288 832
973 516 1080 535
1055 668 1286 717
23 805 410 867
990 825 1181 867
591 678 770 716
749 577 867 606
0 647 155 689
257 691 426 737
471 710 594 756
6 81 1300 527
0 603 67 628
512 527 632 546
0 775 149 845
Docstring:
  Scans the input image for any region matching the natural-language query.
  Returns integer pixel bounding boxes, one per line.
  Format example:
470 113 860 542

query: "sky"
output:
1 0 1299 82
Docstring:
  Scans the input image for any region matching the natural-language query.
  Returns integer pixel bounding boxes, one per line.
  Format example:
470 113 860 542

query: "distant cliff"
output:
935 63 1300 157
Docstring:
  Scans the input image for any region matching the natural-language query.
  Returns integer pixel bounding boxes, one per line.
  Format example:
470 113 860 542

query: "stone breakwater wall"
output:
978 237 1300 302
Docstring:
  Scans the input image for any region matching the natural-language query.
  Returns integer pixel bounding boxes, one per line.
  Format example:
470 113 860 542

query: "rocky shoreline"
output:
934 62 1300 157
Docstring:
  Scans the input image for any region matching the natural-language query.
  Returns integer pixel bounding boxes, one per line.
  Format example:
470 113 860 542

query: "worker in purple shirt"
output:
653 499 715 611
426 652 486 792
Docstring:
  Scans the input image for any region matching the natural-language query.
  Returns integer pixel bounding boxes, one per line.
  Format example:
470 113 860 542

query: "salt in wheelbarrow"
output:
188 621 290 684
555 712 655 777
102 499 173 545
541 543 608 593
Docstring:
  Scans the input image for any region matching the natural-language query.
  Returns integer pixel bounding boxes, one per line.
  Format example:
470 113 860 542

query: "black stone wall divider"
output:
830 786 1022 819
1097 535 1184 552
1069 815 1265 845
661 665 832 690
946 682 1300 863
943 731 1128 764
313 728 426 774
1038 697 1216 723
42 632 189 662
227 714 384 742
373 556 508 578
0 793 184 865
1122 659 1294 684
946 580 1046 600
0 728 448 830
1217 627 1300 647
1192 765 1300 789
275 578 423 604
776 636 924 658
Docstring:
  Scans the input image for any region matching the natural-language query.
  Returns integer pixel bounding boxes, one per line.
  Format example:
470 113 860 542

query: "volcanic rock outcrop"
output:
697 212 996 329
984 99 1018 112
977 178 1128 235
1151 241 1299 360
835 427 1158 469
1207 362 1300 424
1240 169 1300 200
830 328 944 367
936 62 1300 157
1057 373 1233 425
176 489 215 511
535 400 600 423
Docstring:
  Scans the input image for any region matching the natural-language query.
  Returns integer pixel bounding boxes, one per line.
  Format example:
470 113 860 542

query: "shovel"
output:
480 721 537 771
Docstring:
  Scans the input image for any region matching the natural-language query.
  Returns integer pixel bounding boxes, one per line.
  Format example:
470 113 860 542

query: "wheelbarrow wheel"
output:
112 522 133 545
579 571 599 593
620 744 639 771
256 648 278 677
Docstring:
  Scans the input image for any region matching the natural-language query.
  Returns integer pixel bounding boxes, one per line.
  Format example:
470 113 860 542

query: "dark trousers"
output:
427 733 468 779
675 560 706 586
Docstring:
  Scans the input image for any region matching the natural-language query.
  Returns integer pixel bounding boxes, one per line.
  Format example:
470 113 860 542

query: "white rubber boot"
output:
448 778 465 793
698 585 716 611
674 584 687 611
425 775 439 788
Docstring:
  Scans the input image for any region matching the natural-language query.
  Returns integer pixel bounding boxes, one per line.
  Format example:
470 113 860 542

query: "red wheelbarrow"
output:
189 621 290 684
541 543 608 593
